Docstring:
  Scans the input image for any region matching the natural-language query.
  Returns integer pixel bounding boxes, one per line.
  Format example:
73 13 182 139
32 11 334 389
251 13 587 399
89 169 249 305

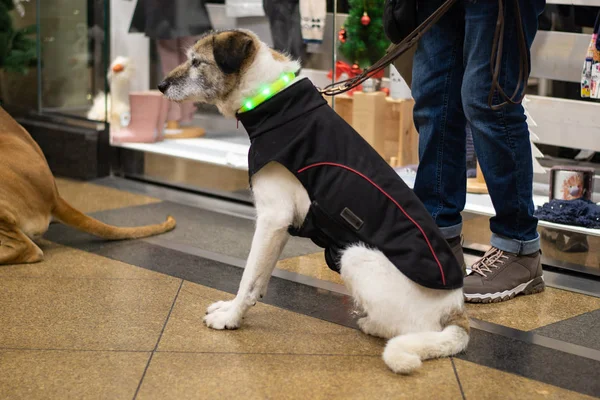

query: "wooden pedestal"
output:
325 93 418 167
351 92 387 157
467 161 488 194
387 98 418 167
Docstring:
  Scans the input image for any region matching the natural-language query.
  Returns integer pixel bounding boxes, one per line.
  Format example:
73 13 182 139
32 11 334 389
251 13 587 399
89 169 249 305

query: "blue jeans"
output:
412 0 545 255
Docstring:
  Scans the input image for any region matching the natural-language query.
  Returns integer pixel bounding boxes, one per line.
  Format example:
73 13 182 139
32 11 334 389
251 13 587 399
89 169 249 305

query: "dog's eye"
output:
191 58 202 67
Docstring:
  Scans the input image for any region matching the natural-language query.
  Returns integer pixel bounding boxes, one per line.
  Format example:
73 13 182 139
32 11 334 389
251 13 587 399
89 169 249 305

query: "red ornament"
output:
338 27 347 43
351 63 361 74
361 12 371 26
381 87 390 96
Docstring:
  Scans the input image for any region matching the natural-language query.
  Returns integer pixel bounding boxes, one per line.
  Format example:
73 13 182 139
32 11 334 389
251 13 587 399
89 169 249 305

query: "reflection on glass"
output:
38 0 107 118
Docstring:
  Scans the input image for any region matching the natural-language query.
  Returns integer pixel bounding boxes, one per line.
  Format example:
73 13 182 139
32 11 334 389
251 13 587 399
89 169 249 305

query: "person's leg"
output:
461 0 546 302
156 38 183 122
412 0 468 254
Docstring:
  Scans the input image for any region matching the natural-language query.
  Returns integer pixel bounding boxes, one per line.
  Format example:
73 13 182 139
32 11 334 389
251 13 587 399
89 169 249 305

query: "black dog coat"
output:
238 78 463 290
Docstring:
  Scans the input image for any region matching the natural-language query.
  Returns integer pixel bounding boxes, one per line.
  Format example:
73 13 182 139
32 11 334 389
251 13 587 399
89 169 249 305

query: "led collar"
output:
238 72 296 114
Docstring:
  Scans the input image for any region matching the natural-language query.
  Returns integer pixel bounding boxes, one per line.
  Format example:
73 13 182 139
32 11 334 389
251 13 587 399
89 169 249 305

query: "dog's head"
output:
158 30 300 116
158 30 259 104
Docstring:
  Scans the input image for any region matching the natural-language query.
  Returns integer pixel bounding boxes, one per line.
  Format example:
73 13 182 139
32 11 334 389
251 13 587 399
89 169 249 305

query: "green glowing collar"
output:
238 72 296 114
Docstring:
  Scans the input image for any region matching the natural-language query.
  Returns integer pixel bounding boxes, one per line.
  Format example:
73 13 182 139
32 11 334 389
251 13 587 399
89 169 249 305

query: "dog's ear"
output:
212 31 256 75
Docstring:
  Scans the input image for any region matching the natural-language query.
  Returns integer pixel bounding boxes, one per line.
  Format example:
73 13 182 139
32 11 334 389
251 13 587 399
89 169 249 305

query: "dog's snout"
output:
158 80 170 93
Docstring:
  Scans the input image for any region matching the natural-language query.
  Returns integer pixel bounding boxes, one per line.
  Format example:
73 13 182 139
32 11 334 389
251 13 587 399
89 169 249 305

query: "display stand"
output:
467 161 488 194
351 91 387 156
325 93 419 167
387 98 418 167
164 121 206 139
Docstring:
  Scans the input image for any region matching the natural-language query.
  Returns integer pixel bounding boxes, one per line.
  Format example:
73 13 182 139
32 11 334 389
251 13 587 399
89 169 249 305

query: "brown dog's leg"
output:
0 222 43 265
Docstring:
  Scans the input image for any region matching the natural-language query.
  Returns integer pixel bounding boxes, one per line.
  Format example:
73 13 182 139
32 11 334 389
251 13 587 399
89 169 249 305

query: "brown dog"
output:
0 107 175 265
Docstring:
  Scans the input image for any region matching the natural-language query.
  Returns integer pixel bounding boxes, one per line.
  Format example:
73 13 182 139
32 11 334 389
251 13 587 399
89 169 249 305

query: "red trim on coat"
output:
297 162 446 285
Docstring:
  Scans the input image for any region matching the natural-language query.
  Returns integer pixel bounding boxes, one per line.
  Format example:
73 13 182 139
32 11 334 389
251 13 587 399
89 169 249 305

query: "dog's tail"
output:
52 196 176 240
382 309 470 374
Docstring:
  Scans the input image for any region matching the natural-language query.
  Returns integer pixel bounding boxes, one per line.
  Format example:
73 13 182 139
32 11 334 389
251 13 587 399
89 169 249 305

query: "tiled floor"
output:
1 178 599 399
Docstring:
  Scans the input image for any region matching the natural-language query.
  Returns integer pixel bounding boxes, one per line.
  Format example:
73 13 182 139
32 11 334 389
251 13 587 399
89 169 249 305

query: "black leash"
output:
320 0 530 110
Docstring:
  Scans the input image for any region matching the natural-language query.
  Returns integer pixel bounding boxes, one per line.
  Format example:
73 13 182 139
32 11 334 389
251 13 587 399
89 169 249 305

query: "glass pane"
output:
37 0 108 120
0 0 38 112
102 0 345 201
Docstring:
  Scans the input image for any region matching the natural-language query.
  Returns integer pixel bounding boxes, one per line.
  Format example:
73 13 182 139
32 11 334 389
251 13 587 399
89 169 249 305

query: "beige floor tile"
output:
0 350 149 400
158 281 383 355
55 177 160 213
466 287 600 331
277 252 344 285
454 359 595 399
0 276 181 350
137 353 462 400
0 239 168 280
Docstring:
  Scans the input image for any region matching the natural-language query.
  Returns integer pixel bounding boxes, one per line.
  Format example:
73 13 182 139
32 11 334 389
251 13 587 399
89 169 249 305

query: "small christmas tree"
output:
0 0 36 74
338 0 389 69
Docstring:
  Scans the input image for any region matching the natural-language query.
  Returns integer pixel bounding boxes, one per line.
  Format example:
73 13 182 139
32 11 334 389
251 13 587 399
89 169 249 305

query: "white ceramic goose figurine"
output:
87 56 135 127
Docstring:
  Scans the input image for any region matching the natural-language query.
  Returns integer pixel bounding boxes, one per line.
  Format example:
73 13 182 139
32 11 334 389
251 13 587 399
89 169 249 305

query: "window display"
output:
16 0 599 276
129 0 212 138
0 0 36 109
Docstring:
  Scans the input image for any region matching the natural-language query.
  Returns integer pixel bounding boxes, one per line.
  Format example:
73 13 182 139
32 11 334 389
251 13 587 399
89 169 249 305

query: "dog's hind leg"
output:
339 245 404 340
340 244 469 374
0 220 43 265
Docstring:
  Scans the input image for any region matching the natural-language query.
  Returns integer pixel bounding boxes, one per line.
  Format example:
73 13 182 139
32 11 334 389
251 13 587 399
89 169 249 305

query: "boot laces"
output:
471 247 509 277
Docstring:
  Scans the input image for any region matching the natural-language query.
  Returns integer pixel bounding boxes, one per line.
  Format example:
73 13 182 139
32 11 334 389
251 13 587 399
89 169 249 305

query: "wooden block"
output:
388 98 418 166
467 161 488 194
325 94 353 125
351 91 387 157
325 93 419 167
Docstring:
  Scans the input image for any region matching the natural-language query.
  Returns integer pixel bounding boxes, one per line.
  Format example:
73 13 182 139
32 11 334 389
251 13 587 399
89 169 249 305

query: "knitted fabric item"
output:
300 0 326 44
535 199 600 229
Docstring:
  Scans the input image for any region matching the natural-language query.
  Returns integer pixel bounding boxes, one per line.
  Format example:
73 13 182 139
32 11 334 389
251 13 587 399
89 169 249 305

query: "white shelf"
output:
397 172 600 238
545 0 600 5
113 137 250 171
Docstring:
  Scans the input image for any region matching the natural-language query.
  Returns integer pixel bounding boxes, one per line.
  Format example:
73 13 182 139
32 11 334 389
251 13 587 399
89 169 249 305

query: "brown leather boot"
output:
464 247 545 303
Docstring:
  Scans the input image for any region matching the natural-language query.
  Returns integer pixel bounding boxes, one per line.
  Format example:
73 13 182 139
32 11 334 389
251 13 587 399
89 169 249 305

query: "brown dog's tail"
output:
53 197 176 240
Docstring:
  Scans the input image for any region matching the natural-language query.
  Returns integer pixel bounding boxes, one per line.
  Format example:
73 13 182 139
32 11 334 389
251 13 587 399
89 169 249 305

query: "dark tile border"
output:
533 309 600 352
87 240 358 329
458 329 600 396
45 223 600 398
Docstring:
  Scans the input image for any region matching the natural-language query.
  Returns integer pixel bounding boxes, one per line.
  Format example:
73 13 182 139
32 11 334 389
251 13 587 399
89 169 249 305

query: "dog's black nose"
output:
158 80 170 93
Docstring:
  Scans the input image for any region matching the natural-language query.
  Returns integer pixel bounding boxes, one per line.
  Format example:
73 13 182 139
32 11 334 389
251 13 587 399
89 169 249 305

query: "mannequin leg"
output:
156 38 183 122
178 36 201 124
156 36 205 138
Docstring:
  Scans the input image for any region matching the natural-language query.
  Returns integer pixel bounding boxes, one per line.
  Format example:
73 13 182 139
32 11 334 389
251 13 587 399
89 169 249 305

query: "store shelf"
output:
113 137 250 171
545 0 600 5
397 171 600 238
114 137 600 238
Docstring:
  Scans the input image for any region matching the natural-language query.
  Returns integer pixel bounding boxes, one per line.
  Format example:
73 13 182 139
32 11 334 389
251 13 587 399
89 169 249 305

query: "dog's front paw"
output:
203 310 241 330
206 300 233 314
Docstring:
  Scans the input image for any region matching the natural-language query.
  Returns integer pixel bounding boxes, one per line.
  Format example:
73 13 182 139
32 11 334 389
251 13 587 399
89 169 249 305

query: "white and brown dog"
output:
159 29 469 374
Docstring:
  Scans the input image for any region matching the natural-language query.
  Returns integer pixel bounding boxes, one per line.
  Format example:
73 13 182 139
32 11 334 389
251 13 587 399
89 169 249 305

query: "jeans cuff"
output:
438 223 462 240
490 233 540 255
